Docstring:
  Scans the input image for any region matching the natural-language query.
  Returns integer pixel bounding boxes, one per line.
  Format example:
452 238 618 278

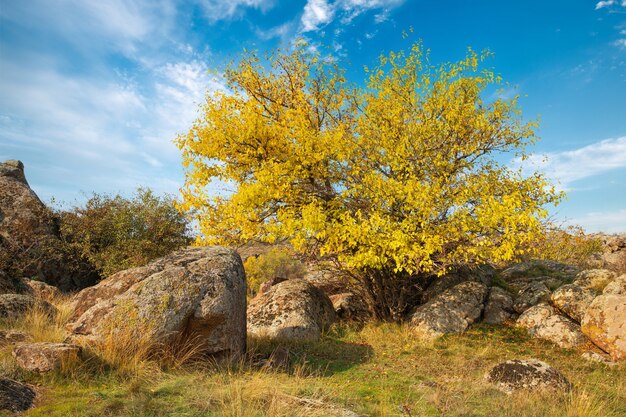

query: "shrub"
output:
522 225 603 269
57 188 192 277
243 248 306 296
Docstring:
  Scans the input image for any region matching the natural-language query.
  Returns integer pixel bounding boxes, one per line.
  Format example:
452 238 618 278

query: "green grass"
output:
2 321 624 417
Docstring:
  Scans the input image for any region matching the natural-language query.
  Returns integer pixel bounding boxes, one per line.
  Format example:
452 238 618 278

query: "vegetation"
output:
57 188 192 277
522 225 603 269
177 40 562 320
243 248 306 296
1 295 624 416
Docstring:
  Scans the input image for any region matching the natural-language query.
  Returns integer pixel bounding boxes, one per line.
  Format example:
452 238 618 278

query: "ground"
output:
1 319 624 417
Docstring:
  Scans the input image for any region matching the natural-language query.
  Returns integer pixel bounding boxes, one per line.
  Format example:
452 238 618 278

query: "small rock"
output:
573 269 617 292
516 304 586 348
581 351 617 366
12 342 81 373
410 281 488 339
20 278 62 302
0 294 56 320
329 292 371 322
0 378 36 412
513 282 551 314
550 284 597 323
485 359 571 394
248 279 335 342
0 330 33 346
483 287 517 325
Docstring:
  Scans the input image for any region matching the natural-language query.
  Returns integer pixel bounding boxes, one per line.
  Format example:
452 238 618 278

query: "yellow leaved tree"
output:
177 41 562 321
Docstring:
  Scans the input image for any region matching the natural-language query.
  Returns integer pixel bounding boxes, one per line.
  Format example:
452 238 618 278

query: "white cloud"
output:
300 0 404 32
596 0 617 9
196 0 275 23
614 39 626 49
518 137 626 187
566 210 626 234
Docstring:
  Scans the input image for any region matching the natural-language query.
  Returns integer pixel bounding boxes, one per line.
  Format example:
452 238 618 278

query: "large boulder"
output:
421 265 494 303
66 246 247 359
516 303 586 348
513 282 551 314
13 342 81 373
0 294 56 320
302 269 349 297
410 281 488 339
483 287 517 325
485 359 571 394
0 378 36 412
581 275 626 361
0 160 98 291
573 269 617 292
550 284 596 323
500 260 578 282
247 279 335 342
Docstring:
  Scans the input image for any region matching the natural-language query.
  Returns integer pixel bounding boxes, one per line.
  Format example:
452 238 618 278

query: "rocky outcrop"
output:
485 359 571 394
0 330 33 346
410 281 488 339
550 284 596 323
0 378 36 412
592 234 626 269
513 282 551 314
516 304 586 348
20 278 62 302
0 294 56 320
483 287 517 325
421 265 494 303
13 342 81 373
302 269 348 297
581 275 626 361
573 269 617 292
0 160 98 291
66 246 247 359
247 279 335 342
500 260 578 283
329 292 371 322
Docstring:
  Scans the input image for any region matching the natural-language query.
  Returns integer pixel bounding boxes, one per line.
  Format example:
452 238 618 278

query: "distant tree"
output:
177 41 563 320
58 188 192 277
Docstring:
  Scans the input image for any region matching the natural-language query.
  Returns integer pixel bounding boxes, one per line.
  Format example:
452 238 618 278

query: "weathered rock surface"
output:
0 378 36 412
581 351 617 366
422 265 494 303
593 234 626 269
247 279 335 342
581 275 626 361
0 160 98 291
500 260 578 282
13 342 81 373
302 269 348 297
573 269 617 292
0 294 56 320
483 287 517 324
516 303 586 348
485 359 571 394
20 278 62 302
0 330 33 346
329 292 371 322
513 282 551 314
410 281 488 339
550 284 596 323
66 246 247 359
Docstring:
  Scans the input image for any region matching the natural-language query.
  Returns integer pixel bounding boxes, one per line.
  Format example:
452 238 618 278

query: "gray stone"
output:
513 282 552 314
0 330 33 346
329 292 371 322
12 342 81 373
0 378 36 412
573 269 617 292
485 359 571 394
0 294 56 320
410 281 488 339
422 265 494 303
483 287 517 325
516 303 586 348
248 279 335 342
551 283 597 323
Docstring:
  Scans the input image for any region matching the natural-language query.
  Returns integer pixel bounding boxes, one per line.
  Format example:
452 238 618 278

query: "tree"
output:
177 41 562 321
58 188 192 277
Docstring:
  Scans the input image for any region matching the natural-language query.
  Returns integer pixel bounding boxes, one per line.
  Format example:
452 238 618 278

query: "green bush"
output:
57 188 192 277
243 248 306 296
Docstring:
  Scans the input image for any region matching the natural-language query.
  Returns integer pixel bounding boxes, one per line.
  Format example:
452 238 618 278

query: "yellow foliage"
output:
177 40 562 279
244 248 306 296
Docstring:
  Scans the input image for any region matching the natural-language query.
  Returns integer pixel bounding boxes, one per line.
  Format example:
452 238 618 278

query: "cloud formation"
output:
300 0 405 32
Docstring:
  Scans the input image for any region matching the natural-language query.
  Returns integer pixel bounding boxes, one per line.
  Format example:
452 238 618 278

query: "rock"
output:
573 269 617 292
20 278 62 302
329 292 371 322
550 284 596 323
500 260 578 281
0 294 56 320
581 351 618 366
0 160 99 291
513 282 552 314
12 342 81 373
593 234 626 269
0 269 18 294
264 346 291 371
516 303 586 348
422 265 494 303
485 359 571 394
483 287 517 324
66 246 247 359
410 281 488 339
302 269 348 297
257 275 289 296
247 279 335 342
581 275 626 361
0 378 36 412
0 330 33 346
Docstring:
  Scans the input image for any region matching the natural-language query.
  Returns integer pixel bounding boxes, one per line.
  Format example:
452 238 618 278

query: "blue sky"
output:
1 0 625 233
